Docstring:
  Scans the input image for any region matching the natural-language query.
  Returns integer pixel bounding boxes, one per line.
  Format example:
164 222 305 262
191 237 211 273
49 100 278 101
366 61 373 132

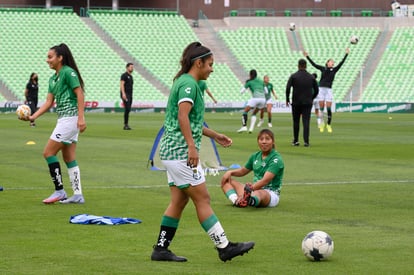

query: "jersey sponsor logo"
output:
185 87 192 94
55 133 62 140
273 159 279 164
71 72 77 78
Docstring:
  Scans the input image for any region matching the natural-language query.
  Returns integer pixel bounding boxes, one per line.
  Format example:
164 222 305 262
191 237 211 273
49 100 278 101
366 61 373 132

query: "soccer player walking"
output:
151 42 254 262
304 48 349 133
257 75 278 128
237 69 266 133
26 43 86 204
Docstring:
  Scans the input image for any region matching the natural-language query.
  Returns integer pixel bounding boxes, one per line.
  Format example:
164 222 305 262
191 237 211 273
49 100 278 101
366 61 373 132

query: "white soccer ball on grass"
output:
301 230 334 261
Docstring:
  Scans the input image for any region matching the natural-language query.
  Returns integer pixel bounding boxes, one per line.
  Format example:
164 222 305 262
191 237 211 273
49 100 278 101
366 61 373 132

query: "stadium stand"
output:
203 63 246 102
218 26 379 102
360 27 414 102
88 10 197 90
0 7 412 105
300 27 380 102
89 9 246 103
218 27 300 100
0 8 163 102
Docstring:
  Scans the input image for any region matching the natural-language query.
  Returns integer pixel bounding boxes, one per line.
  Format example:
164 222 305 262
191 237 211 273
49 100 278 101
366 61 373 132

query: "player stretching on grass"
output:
151 42 254 263
26 43 86 204
221 129 284 208
304 48 349 133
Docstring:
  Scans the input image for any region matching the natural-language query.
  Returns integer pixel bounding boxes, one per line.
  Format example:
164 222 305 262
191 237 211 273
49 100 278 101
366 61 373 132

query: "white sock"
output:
229 193 238 204
68 166 82 195
319 113 324 125
249 116 257 132
207 221 229 249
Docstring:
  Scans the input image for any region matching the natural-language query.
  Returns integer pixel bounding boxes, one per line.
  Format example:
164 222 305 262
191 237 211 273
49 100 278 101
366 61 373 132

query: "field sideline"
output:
0 112 413 274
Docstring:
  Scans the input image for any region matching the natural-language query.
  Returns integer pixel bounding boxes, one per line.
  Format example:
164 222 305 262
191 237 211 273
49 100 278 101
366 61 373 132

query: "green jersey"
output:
245 149 284 194
264 82 274 101
48 65 81 118
245 78 265 98
198 80 207 96
160 74 205 160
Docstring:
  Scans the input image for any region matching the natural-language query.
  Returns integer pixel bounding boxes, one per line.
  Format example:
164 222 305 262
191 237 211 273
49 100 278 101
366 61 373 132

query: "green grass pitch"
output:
0 111 413 274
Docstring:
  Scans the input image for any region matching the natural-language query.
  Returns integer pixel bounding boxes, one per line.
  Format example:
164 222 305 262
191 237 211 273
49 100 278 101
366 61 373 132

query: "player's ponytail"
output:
50 43 85 90
174 42 212 81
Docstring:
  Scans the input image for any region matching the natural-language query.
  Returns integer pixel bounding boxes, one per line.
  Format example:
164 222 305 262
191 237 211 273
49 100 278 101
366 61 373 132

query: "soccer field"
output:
0 112 413 274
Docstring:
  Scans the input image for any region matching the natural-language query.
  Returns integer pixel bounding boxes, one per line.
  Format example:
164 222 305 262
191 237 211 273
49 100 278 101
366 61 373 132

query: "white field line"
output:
3 179 412 190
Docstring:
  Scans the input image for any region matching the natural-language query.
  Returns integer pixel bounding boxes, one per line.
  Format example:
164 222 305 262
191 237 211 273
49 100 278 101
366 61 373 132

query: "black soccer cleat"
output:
151 246 187 262
235 184 253 208
217 241 255 262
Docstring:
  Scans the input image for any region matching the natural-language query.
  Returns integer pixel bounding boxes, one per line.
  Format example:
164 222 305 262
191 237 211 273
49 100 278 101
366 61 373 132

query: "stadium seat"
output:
300 27 379 101
0 8 162 102
361 27 414 102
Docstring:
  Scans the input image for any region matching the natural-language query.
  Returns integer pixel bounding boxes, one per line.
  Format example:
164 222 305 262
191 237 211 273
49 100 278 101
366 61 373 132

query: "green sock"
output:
249 196 259 207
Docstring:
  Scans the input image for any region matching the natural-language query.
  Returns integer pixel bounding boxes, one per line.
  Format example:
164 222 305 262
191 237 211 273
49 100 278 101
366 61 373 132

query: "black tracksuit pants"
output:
291 103 312 144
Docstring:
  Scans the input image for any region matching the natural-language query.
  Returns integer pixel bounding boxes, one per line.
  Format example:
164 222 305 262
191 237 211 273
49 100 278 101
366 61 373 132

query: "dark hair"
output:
126 62 133 68
257 129 275 148
29 72 38 83
298 59 307 69
50 43 84 90
174 42 212 81
312 72 318 79
246 69 257 83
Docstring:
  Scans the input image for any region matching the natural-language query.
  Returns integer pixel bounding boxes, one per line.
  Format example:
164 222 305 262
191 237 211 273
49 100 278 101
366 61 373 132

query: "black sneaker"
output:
304 143 310 147
217 241 255 262
123 125 132 130
151 246 187 262
291 141 300 146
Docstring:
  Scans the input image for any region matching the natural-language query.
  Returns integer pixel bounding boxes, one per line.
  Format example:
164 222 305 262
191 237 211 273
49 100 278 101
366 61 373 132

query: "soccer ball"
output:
302 230 334 261
16 104 31 120
350 35 359 45
289 22 296 31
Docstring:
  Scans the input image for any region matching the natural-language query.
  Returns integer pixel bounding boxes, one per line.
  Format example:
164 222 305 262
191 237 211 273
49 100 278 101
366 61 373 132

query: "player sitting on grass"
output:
221 129 284 208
